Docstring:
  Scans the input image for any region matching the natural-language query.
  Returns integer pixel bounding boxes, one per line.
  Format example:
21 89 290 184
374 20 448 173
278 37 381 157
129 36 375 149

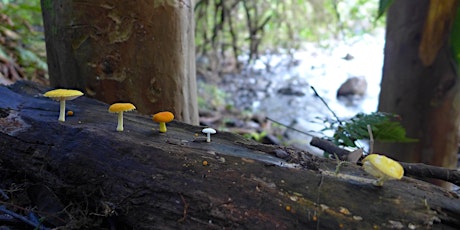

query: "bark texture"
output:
0 81 459 229
40 0 198 124
377 0 460 170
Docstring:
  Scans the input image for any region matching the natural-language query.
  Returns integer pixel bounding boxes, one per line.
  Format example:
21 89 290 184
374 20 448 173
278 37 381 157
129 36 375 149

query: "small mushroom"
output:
202 127 216 142
362 154 404 186
43 89 84 122
152 111 174 133
108 103 136 132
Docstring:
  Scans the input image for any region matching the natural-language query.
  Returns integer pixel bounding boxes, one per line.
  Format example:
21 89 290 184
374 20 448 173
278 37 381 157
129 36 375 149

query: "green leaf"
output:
376 0 394 20
450 4 460 68
331 112 417 148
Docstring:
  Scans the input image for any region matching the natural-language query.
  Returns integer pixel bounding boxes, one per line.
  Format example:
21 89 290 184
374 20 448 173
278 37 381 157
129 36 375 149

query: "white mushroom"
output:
202 128 216 142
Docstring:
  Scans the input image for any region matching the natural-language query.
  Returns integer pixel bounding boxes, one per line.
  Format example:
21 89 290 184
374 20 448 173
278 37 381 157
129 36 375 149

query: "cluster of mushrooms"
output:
44 88 404 185
43 89 217 142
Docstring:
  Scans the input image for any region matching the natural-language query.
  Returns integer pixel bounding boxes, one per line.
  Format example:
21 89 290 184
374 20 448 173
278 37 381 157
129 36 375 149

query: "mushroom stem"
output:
206 133 211 142
159 122 167 133
117 112 124 132
58 99 66 122
375 178 386 186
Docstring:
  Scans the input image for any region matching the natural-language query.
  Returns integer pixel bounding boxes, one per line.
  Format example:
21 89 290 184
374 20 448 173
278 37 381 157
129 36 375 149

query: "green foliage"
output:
243 131 267 142
0 0 47 80
451 4 460 68
327 112 417 147
197 81 230 111
376 0 393 20
194 0 384 65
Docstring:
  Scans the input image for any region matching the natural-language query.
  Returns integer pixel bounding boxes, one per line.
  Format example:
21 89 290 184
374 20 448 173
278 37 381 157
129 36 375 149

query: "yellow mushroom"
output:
108 103 136 132
362 154 404 186
152 111 174 133
44 89 84 122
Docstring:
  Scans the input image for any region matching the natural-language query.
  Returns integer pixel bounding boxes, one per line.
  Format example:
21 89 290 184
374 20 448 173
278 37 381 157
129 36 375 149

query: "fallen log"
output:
0 81 459 229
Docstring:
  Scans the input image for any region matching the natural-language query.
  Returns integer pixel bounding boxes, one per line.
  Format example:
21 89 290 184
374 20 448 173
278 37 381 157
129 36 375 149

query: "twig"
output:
401 162 460 186
0 188 9 200
266 117 315 137
315 174 324 230
334 153 349 174
310 137 460 186
310 86 341 123
367 124 374 154
310 137 350 160
177 193 189 222
0 205 50 230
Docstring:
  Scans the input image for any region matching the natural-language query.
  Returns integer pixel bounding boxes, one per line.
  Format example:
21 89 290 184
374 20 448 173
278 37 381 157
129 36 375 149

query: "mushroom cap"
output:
152 111 174 123
109 103 136 113
44 89 83 100
202 127 216 134
362 154 404 180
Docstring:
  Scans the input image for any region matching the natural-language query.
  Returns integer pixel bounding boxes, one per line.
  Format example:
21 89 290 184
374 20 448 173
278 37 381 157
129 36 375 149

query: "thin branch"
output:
266 117 316 137
367 124 374 154
0 188 9 200
310 137 350 160
0 205 50 230
310 86 341 123
177 193 189 223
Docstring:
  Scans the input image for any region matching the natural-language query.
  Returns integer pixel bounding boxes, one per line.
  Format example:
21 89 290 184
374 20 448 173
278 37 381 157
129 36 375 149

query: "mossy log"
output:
0 81 459 229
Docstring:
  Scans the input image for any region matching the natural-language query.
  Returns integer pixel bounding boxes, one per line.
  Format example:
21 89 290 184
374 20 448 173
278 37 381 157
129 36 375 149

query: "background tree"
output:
377 0 460 172
40 0 198 124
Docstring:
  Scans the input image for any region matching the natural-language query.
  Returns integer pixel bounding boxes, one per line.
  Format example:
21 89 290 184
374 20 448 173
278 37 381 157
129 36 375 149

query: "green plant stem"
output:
367 124 374 154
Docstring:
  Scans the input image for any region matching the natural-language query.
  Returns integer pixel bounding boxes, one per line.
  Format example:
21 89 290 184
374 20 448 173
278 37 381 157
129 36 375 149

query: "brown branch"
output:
401 162 460 186
310 137 350 161
177 193 188 223
224 1 240 71
310 137 460 186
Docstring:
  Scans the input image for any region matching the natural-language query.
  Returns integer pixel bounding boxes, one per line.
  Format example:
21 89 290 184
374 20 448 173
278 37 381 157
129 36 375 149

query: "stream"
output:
220 32 385 152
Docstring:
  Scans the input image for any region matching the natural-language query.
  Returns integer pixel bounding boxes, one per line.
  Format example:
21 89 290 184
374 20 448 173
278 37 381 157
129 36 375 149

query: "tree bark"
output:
40 0 198 124
377 0 460 171
1 81 459 229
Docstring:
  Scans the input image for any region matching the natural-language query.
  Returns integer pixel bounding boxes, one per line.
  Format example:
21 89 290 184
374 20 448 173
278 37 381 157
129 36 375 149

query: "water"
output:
223 31 385 152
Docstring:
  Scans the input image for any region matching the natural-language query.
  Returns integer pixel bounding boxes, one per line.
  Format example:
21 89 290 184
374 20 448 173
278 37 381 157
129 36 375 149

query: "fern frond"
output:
331 112 417 148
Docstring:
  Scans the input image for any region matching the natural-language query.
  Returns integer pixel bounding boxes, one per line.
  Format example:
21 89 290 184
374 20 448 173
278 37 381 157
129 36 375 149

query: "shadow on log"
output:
0 81 459 229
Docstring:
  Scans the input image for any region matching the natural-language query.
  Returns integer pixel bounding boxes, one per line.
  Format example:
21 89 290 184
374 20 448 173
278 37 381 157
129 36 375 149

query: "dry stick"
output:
177 193 189 223
0 188 9 200
0 205 50 230
309 137 350 160
367 124 374 154
310 137 460 186
310 86 342 123
265 117 315 137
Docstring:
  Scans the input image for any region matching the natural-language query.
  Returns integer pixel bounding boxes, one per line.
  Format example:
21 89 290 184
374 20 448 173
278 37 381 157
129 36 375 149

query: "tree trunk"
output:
377 0 460 172
1 81 459 229
40 0 199 124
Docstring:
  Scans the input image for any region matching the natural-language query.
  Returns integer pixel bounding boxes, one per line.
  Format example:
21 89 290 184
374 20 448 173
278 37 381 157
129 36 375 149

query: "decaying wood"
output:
0 81 460 229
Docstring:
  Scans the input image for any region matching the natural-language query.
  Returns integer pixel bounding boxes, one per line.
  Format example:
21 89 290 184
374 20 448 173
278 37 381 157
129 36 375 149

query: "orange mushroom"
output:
152 111 174 133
